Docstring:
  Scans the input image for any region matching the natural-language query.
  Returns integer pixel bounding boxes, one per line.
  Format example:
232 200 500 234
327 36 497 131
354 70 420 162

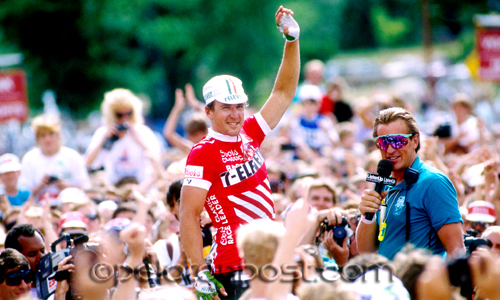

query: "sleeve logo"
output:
185 165 203 178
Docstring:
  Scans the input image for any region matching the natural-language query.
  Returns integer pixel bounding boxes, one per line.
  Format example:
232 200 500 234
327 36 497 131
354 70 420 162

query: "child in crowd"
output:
0 153 30 207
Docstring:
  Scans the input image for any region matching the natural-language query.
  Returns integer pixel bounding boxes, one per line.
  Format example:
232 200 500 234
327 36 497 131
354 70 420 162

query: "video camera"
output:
36 233 90 300
446 231 492 300
317 216 353 247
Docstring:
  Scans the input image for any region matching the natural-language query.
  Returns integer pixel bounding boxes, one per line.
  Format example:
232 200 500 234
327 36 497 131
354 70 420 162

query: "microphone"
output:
365 159 395 221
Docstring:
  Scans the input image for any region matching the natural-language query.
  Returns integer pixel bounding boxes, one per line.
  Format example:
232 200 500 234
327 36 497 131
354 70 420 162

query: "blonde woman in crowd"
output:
85 88 161 187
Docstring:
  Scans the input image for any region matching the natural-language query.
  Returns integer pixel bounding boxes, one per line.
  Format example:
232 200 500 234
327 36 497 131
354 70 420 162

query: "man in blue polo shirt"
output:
356 107 464 260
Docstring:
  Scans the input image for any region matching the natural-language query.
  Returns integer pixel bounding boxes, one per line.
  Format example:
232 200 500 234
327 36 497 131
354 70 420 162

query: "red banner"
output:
0 69 29 123
477 28 500 81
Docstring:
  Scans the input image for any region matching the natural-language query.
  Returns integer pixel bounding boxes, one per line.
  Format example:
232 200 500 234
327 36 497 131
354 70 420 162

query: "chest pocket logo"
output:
394 196 406 216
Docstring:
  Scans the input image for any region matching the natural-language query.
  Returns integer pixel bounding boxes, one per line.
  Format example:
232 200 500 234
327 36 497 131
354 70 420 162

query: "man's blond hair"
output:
237 219 285 268
32 114 62 140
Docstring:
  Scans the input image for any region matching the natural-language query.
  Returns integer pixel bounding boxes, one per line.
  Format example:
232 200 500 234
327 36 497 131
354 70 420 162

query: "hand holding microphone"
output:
363 159 395 221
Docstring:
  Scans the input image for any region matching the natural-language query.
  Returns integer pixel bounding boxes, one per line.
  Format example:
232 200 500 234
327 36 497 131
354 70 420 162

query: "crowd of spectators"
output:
0 51 499 300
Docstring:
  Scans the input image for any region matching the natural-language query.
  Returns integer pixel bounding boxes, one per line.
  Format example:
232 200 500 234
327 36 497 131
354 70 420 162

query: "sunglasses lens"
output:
377 135 408 150
472 222 489 228
115 111 132 118
5 270 32 286
5 276 20 286
377 139 388 150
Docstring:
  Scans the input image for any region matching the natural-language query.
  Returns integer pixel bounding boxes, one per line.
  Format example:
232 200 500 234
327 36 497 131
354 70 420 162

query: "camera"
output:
116 123 129 131
446 233 493 300
48 175 61 183
464 236 492 255
102 135 119 150
433 123 452 138
102 123 128 150
280 143 296 151
462 230 492 256
317 216 353 247
36 234 91 300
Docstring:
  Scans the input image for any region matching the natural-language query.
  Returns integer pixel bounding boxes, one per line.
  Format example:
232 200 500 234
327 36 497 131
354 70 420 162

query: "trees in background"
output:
0 0 492 118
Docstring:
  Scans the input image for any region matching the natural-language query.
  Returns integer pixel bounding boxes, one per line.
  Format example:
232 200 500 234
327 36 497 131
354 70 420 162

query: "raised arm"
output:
265 199 317 300
85 126 118 166
260 6 300 130
184 83 205 112
163 88 194 154
111 223 147 300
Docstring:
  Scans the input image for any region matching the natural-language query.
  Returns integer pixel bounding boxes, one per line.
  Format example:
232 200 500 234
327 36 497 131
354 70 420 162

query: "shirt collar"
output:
207 128 240 142
411 156 423 170
392 156 422 191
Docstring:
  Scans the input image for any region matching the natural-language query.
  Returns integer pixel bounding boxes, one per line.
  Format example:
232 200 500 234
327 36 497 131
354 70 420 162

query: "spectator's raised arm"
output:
265 199 317 300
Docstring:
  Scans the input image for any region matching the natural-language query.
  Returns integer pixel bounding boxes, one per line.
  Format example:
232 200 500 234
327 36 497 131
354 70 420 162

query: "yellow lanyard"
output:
378 189 401 241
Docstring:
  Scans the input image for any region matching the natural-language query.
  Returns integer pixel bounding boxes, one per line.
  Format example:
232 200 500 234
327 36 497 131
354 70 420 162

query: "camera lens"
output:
333 226 347 239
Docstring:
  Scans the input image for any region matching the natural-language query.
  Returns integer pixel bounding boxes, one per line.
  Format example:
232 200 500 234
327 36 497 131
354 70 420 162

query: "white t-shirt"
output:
288 113 338 151
153 234 193 287
86 124 160 185
451 115 480 150
154 234 181 270
18 147 91 202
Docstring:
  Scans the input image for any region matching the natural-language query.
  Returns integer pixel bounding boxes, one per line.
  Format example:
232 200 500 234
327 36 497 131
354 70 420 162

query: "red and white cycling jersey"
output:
184 113 275 274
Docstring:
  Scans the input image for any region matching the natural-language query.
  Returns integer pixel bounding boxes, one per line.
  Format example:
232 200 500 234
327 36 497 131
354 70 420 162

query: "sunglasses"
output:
1 269 34 286
471 221 491 228
375 134 413 150
115 111 133 119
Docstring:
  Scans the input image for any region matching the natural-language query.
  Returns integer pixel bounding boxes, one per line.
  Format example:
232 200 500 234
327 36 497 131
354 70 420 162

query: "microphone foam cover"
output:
377 159 393 177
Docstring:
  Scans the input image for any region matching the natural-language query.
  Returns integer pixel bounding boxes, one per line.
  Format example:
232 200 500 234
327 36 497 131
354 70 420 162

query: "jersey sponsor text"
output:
219 149 264 187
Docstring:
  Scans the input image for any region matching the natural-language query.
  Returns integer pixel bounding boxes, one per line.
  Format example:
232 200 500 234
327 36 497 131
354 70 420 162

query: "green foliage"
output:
339 0 377 50
447 28 475 63
292 0 341 62
0 0 495 120
371 5 411 46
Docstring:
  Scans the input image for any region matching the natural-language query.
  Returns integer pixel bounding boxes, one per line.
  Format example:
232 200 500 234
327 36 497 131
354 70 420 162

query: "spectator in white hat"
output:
57 211 88 238
286 84 339 162
56 187 90 214
0 153 30 207
97 200 118 225
466 200 497 235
